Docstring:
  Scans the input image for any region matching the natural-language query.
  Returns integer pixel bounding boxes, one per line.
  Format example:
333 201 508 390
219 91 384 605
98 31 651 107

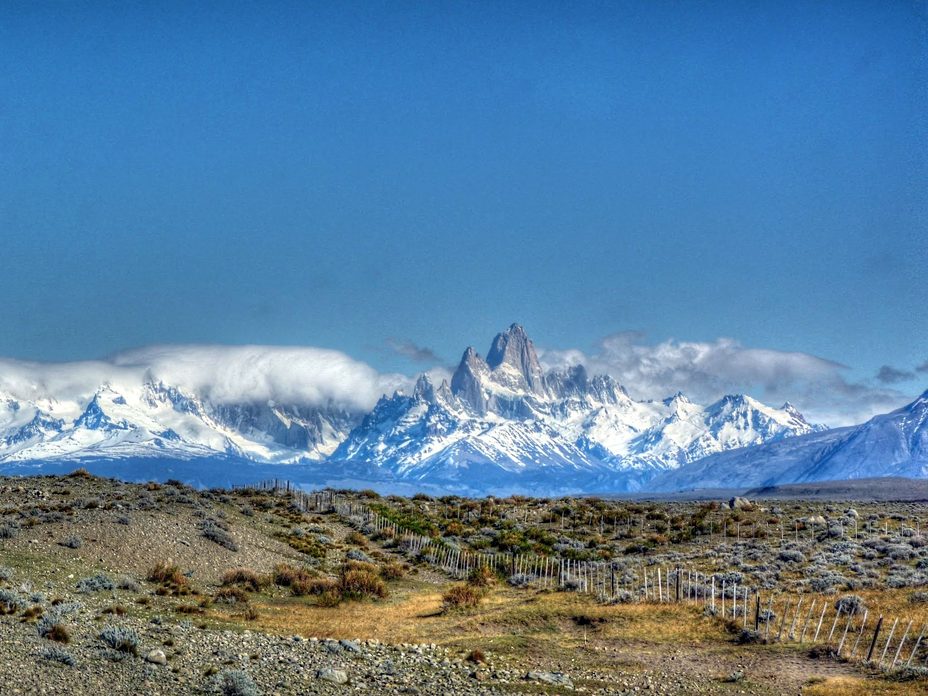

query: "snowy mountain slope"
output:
330 325 820 490
0 381 361 464
649 389 928 491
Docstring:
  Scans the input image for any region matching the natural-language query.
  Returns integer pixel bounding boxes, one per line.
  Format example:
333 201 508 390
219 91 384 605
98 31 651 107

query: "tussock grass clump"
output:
215 587 250 604
67 468 93 479
21 605 44 621
273 563 313 588
293 577 336 598
37 614 71 643
221 568 266 592
442 583 484 611
148 561 187 587
466 649 486 664
101 605 128 616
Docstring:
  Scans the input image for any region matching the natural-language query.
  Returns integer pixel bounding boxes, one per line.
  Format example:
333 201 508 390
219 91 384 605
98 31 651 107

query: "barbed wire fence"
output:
239 479 928 673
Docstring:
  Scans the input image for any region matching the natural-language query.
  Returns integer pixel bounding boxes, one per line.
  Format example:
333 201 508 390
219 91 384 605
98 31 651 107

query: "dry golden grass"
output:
250 582 725 648
803 675 920 696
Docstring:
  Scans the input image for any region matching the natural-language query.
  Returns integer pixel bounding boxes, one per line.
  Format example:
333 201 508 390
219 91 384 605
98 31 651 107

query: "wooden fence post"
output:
800 600 816 644
849 610 868 659
777 598 791 642
905 622 926 668
812 604 828 643
891 620 912 669
878 617 897 667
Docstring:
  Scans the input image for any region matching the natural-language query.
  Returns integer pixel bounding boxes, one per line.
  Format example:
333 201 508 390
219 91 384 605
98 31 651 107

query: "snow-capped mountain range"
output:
329 324 822 491
0 381 357 465
648 388 928 491
0 324 922 495
0 324 821 492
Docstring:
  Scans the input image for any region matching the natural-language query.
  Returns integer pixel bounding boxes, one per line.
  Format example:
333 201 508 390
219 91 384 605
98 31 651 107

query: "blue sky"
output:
0 1 925 422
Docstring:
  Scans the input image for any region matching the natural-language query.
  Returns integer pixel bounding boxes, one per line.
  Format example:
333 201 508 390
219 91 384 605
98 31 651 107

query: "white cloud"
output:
538 332 917 427
0 334 919 428
0 345 410 412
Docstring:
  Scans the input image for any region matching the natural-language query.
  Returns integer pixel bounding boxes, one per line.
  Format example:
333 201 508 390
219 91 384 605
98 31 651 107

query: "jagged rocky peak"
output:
780 401 809 422
412 373 453 404
545 364 590 398
589 373 629 404
450 346 490 414
485 323 547 395
663 391 689 406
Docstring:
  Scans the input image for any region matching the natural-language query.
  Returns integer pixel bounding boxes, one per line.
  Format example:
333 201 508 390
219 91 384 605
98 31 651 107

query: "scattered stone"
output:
144 649 167 665
526 670 573 687
317 667 349 684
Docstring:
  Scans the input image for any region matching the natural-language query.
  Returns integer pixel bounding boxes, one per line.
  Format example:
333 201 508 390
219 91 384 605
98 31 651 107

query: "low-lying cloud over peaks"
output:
538 332 918 427
0 345 409 412
0 334 920 428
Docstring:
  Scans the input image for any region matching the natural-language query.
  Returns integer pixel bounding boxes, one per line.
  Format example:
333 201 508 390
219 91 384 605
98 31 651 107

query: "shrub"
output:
0 525 19 539
67 468 93 479
734 629 762 644
76 574 114 593
217 669 259 696
835 594 866 616
346 549 373 564
99 625 140 654
60 536 82 549
0 566 12 582
37 613 71 643
345 530 367 546
603 590 635 604
117 576 140 592
201 520 238 551
338 566 387 600
41 646 76 666
468 565 496 588
778 549 805 564
379 561 406 580
442 584 483 611
507 573 533 587
909 591 928 604
0 590 26 614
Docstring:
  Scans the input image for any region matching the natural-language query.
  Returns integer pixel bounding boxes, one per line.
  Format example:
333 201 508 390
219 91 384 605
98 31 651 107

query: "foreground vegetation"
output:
0 471 925 694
